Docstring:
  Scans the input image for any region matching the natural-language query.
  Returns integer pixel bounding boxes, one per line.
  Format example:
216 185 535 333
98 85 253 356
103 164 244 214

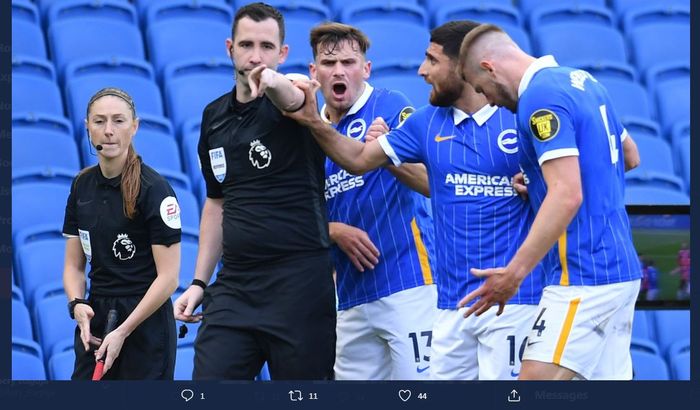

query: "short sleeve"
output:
377 107 428 166
140 177 181 246
520 84 578 165
62 176 79 237
197 108 224 199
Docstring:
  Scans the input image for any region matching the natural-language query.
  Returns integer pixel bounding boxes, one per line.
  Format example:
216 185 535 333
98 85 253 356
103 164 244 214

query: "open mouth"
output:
332 83 347 97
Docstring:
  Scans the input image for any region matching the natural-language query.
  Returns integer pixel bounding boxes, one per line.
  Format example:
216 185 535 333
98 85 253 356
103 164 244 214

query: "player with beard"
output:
286 21 544 380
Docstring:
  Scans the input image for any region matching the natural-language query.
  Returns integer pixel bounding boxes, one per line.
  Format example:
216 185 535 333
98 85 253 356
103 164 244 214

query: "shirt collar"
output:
452 104 499 126
320 82 374 123
518 55 559 97
95 165 122 188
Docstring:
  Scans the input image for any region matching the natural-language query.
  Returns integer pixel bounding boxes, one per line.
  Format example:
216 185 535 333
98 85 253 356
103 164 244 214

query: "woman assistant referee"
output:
62 87 182 379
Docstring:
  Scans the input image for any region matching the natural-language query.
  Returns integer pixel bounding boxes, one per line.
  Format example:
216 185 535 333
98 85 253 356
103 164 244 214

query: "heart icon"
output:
398 389 411 402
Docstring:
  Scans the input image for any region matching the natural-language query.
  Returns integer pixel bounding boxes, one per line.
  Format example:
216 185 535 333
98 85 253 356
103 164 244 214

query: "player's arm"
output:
63 237 101 351
248 65 305 112
329 222 380 272
285 80 390 175
460 156 582 316
96 242 181 376
174 197 223 322
622 131 640 171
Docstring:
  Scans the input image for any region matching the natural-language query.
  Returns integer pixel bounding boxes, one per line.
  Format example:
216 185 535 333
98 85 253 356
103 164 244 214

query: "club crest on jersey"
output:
249 139 272 169
209 147 226 182
497 129 518 154
529 109 560 141
112 233 135 260
398 106 415 128
346 118 366 140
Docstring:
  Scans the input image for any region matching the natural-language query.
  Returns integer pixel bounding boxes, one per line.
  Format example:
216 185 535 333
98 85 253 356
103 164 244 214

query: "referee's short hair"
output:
232 2 285 43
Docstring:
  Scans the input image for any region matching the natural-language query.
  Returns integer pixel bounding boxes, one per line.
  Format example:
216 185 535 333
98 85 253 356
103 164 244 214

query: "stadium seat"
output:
133 130 184 174
329 0 419 18
12 19 47 60
424 0 511 16
12 0 41 23
666 338 690 360
518 0 606 18
630 338 659 355
341 3 428 27
354 20 429 68
624 186 689 206
622 3 689 34
175 345 195 380
670 351 690 380
529 4 614 28
65 57 164 134
48 17 144 78
283 18 324 72
631 310 655 342
599 78 655 126
256 0 331 22
576 61 637 83
163 58 235 132
625 135 684 192
12 182 71 245
15 239 66 308
433 3 522 33
12 128 81 183
47 0 138 26
631 350 669 380
180 119 207 206
12 58 64 117
173 186 202 238
533 23 627 67
371 72 431 110
12 338 46 380
629 21 689 76
145 1 232 77
34 291 75 360
48 349 76 380
12 284 24 302
611 0 688 17
12 299 34 341
653 75 689 137
652 310 689 358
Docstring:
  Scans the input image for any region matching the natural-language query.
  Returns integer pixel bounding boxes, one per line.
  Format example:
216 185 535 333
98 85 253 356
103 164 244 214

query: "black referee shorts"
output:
72 295 176 380
193 251 336 380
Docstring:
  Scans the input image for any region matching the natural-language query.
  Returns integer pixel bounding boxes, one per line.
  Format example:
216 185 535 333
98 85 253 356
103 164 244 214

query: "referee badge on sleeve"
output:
209 147 226 182
529 109 560 142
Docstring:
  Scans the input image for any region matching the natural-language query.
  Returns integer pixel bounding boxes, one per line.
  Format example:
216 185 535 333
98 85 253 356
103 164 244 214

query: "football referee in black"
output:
63 88 181 379
174 3 335 380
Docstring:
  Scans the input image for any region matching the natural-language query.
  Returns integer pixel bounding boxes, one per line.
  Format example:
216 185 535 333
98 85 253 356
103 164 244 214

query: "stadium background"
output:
9 0 690 380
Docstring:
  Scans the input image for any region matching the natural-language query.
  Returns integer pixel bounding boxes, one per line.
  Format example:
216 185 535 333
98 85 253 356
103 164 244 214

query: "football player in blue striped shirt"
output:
287 20 544 380
457 24 642 380
309 22 438 380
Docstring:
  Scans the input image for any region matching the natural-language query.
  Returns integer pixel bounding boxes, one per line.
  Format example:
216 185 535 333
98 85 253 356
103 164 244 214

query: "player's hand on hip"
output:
366 117 389 142
95 327 126 377
513 172 528 201
174 286 204 323
74 304 102 351
458 266 519 317
283 79 321 126
333 223 380 272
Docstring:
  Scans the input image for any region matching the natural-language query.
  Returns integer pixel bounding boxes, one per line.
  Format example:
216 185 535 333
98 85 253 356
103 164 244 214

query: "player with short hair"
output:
309 22 437 380
286 20 544 380
457 24 642 380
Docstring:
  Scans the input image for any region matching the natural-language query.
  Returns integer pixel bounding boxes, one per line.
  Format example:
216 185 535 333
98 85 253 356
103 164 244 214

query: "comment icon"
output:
181 389 194 402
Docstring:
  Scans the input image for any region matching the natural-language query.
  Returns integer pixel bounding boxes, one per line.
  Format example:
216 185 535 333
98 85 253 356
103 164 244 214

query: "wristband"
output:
191 279 207 290
68 298 90 319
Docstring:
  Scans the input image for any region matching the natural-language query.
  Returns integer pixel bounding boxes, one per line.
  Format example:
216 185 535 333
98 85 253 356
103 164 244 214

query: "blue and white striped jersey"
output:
378 104 544 309
324 83 435 311
516 56 641 286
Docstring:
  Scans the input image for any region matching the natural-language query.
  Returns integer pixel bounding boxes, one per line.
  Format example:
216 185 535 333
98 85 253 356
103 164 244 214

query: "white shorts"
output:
431 304 538 380
522 280 640 380
334 285 438 380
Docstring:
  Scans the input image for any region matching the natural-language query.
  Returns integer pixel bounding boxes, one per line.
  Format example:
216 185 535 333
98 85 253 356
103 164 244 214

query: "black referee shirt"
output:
63 163 182 296
198 88 330 269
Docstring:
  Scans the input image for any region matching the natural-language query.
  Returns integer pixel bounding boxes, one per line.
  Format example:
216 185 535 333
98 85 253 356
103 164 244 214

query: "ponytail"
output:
121 144 141 219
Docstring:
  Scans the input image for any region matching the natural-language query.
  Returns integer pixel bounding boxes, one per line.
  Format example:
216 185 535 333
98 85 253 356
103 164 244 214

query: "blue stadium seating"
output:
12 338 46 380
173 186 202 240
631 310 655 343
670 351 690 380
13 127 81 180
47 0 138 26
283 18 323 71
163 58 235 132
354 20 429 68
653 76 689 137
48 349 76 380
12 0 41 23
12 58 64 117
65 57 164 134
433 3 522 28
329 0 419 18
611 0 689 17
15 239 66 308
146 1 233 77
652 310 689 358
12 19 48 60
599 78 654 125
529 4 614 28
533 23 627 67
624 186 689 205
631 350 669 380
12 182 71 245
12 299 34 341
625 135 684 192
371 72 432 110
12 284 24 302
424 0 512 17
133 130 184 173
259 0 331 22
34 291 75 360
576 61 637 83
630 338 659 355
622 3 690 34
180 119 208 206
629 20 689 75
341 3 428 27
667 338 690 361
48 17 145 78
175 345 195 380
518 0 606 18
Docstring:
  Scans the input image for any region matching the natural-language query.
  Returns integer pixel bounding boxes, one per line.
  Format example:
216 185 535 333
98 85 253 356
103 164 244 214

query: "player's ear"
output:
309 63 317 80
363 59 371 80
225 38 233 58
480 60 494 75
278 44 289 65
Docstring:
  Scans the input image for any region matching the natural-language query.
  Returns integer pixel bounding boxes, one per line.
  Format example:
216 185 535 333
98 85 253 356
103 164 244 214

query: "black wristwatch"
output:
68 298 90 319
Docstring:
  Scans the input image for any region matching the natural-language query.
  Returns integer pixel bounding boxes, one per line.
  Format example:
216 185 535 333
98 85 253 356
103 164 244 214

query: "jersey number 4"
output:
599 104 619 165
